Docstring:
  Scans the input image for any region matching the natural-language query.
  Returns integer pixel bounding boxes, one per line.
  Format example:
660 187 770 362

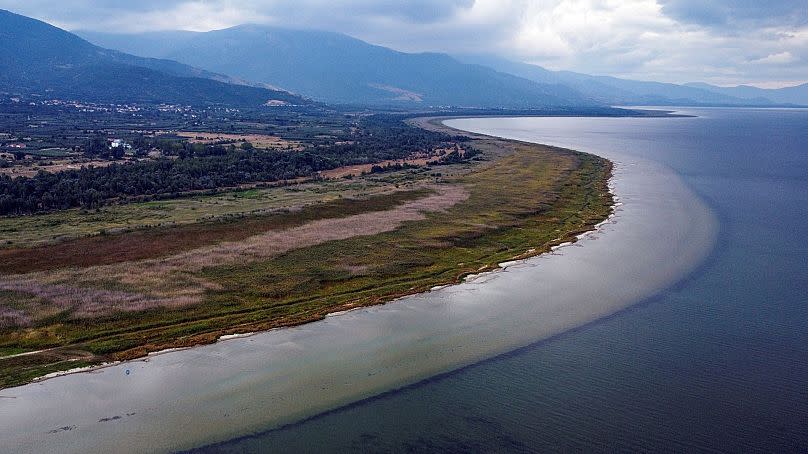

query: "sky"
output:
0 0 805 88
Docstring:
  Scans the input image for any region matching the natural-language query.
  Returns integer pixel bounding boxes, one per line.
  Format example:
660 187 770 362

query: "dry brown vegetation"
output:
0 159 115 178
0 189 432 273
0 119 613 389
176 132 303 150
319 157 434 178
0 186 467 320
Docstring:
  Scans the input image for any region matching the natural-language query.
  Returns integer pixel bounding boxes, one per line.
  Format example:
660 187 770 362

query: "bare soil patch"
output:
0 160 114 178
176 132 303 150
319 157 434 179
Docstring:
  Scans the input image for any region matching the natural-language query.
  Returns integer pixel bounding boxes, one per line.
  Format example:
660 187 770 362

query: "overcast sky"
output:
1 0 805 87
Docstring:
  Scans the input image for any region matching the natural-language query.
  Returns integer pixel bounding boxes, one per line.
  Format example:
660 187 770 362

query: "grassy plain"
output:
0 119 612 389
0 175 427 248
175 132 303 150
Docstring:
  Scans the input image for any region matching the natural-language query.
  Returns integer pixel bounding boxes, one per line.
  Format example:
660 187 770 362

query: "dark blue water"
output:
196 108 808 453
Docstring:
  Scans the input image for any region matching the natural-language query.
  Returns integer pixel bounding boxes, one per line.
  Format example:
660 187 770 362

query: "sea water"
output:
195 108 808 452
4 108 805 453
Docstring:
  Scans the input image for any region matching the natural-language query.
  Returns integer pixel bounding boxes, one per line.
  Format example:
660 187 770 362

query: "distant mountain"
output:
0 10 303 106
457 55 790 107
77 26 596 108
685 82 808 106
77 30 201 61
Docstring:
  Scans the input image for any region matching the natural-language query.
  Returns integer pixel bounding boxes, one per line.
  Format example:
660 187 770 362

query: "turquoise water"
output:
197 108 808 452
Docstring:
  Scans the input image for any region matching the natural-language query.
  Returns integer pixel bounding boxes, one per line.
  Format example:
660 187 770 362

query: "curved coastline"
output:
0 118 718 454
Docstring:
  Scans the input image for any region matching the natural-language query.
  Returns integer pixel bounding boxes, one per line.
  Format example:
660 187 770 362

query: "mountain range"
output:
455 56 807 106
684 82 808 106
80 26 807 108
78 26 593 108
0 9 303 107
1 8 804 109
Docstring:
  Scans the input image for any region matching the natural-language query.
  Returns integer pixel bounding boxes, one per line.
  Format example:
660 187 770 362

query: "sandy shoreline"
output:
0 118 718 454
22 197 619 386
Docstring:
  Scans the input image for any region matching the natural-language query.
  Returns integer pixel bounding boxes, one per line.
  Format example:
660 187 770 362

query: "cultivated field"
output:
176 132 303 150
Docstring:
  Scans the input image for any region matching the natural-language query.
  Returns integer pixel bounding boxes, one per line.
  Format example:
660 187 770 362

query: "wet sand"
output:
0 119 718 453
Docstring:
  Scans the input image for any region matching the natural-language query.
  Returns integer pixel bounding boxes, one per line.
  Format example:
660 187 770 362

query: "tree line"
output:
0 116 467 215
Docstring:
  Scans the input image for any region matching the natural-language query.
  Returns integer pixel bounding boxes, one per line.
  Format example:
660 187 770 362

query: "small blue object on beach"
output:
125 369 130 376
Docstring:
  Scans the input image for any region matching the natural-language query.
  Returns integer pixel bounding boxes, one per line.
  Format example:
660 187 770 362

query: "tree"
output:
86 135 109 157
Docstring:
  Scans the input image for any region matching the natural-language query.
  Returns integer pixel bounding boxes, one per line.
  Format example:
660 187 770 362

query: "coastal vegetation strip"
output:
0 172 427 249
0 188 436 272
0 119 613 389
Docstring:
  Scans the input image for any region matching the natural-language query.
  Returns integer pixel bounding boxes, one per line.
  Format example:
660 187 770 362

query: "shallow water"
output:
0 111 726 453
195 108 808 453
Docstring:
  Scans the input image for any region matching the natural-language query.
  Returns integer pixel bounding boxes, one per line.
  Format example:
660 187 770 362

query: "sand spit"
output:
0 120 717 454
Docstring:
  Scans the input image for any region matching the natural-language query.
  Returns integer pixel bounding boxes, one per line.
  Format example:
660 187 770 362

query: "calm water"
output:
1 116 714 453
199 108 808 452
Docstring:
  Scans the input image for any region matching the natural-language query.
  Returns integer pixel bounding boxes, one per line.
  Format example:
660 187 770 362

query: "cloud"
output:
501 0 808 86
750 51 797 65
269 0 474 24
657 0 808 29
0 1 270 32
2 0 474 31
0 0 805 87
